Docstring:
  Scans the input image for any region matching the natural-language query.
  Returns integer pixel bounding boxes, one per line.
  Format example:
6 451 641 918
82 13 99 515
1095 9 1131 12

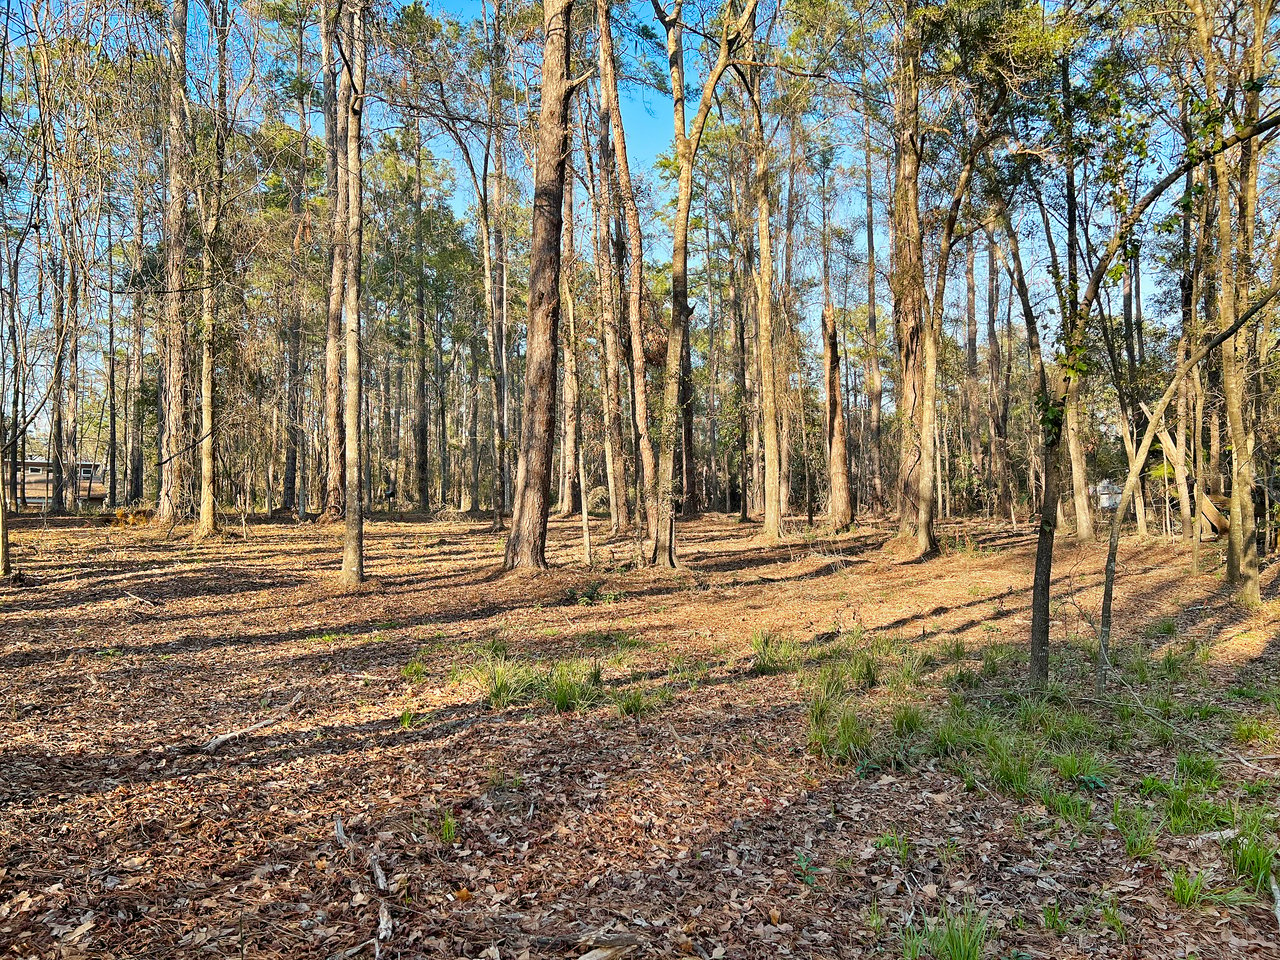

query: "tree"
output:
504 0 575 570
157 0 190 527
649 0 759 566
341 0 367 585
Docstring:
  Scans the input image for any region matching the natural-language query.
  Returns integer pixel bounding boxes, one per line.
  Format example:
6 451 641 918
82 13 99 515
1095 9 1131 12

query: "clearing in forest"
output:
1 515 1277 959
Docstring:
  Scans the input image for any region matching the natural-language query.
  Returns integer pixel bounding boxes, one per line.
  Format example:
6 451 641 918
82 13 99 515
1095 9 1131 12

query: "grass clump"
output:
751 630 801 675
1167 868 1253 908
544 660 603 712
892 703 928 738
1112 801 1159 857
476 656 541 709
1041 785 1091 828
811 706 874 764
925 902 988 960
1225 807 1278 894
401 647 432 682
874 828 913 861
848 650 879 689
1051 749 1113 789
1232 716 1276 745
1163 787 1231 834
1174 752 1221 790
667 656 709 688
986 737 1040 799
980 643 1019 679
613 688 651 718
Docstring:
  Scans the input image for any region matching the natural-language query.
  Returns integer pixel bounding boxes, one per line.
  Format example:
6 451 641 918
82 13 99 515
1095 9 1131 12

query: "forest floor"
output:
1 512 1278 960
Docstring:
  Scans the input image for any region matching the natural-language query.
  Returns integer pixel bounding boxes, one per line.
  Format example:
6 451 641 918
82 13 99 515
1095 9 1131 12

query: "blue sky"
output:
423 0 675 177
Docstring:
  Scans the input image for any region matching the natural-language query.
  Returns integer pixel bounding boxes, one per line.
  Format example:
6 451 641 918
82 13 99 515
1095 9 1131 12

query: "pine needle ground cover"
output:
1 515 1277 958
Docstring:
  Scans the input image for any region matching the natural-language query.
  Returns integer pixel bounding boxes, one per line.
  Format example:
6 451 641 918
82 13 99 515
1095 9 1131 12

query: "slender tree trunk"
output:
107 212 118 508
818 162 852 529
51 258 66 514
504 0 575 570
67 260 79 511
7 253 19 510
823 304 853 530
412 122 430 509
964 237 981 494
731 218 748 521
863 109 884 510
467 338 480 512
194 240 217 537
985 233 1013 517
599 0 657 545
680 325 696 516
128 130 147 505
340 0 367 584
558 171 581 517
587 97 629 531
1065 379 1092 538
321 0 348 521
157 0 189 526
751 111 781 539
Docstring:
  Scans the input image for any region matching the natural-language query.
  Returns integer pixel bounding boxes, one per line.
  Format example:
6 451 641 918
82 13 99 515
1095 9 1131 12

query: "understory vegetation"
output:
396 594 1280 953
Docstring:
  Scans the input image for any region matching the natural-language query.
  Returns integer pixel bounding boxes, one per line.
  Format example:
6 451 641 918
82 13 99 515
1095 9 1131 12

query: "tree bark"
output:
747 69 780 541
890 4 931 551
558 170 581 517
863 107 883 510
341 0 366 584
157 0 189 526
321 0 348 521
504 0 574 570
586 93 629 531
412 121 430 509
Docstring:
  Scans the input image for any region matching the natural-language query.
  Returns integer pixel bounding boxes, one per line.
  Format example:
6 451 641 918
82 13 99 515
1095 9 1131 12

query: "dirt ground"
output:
1 512 1277 959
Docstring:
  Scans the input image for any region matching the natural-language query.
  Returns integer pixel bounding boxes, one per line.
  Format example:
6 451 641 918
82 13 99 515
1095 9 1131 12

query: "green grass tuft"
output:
751 630 801 675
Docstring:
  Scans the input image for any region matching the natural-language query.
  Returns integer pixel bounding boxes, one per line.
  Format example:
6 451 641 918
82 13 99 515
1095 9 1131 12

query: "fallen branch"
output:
203 692 303 753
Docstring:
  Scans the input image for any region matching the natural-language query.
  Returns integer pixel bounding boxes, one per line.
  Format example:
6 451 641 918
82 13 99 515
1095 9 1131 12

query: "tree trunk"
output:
51 258 66 514
587 94 629 531
341 0 366 585
1065 379 1092 538
157 0 189 526
128 128 147 506
107 212 118 508
985 233 1013 518
964 236 981 494
863 108 884 510
558 171 581 517
823 304 853 530
890 7 930 548
749 81 781 541
599 0 656 544
411 123 430 510
194 239 217 538
321 0 348 521
504 0 574 570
